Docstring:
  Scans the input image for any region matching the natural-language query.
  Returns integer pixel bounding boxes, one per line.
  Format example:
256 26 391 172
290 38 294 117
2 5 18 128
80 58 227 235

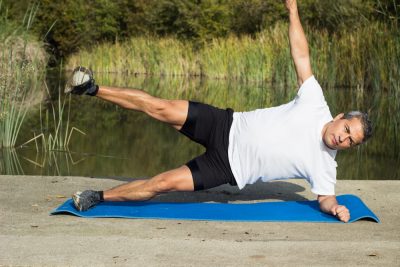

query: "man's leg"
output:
104 165 194 201
96 86 188 130
73 165 194 211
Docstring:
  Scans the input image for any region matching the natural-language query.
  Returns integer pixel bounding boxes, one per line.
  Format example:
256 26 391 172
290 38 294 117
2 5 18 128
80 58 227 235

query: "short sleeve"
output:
295 75 326 107
309 166 337 196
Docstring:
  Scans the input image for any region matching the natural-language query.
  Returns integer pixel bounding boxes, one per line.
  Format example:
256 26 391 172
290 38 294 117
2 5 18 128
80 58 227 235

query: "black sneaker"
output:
72 190 102 211
65 66 99 96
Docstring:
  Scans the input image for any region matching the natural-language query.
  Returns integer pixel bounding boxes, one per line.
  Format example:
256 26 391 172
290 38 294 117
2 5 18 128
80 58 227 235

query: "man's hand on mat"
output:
318 195 351 223
331 205 350 223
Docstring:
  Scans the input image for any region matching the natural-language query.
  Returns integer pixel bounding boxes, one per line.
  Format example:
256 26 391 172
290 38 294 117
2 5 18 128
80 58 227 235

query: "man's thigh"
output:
185 151 237 191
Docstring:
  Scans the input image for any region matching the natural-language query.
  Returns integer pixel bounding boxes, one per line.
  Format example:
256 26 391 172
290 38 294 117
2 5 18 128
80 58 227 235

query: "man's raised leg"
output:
73 165 194 211
67 67 188 130
96 86 189 130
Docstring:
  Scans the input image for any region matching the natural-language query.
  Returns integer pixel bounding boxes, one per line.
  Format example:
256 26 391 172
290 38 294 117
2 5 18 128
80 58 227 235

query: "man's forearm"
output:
285 0 312 85
288 7 309 64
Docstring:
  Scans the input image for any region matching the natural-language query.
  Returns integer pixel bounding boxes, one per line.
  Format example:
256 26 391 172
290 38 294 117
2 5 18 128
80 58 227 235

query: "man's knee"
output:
153 175 175 193
143 97 167 116
151 167 194 193
144 98 172 120
146 99 188 126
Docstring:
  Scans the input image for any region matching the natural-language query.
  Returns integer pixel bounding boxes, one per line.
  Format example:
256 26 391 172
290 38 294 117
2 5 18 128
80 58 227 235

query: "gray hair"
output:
342 111 372 143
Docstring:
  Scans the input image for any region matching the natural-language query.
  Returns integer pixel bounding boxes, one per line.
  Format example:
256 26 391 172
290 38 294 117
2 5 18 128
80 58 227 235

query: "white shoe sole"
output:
72 192 82 211
65 67 92 93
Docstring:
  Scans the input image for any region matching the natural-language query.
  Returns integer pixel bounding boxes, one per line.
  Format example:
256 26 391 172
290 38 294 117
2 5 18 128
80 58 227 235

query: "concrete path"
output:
0 175 399 266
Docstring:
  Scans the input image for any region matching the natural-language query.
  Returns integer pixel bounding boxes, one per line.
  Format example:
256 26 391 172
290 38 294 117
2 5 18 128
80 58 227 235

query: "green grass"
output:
0 3 47 148
67 22 399 92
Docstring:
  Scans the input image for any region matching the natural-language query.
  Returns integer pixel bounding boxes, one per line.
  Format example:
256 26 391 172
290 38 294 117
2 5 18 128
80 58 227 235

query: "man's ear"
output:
333 113 344 121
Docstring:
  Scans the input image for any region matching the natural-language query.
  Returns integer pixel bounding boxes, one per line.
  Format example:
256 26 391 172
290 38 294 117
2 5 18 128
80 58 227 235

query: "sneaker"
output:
65 66 99 96
72 190 102 211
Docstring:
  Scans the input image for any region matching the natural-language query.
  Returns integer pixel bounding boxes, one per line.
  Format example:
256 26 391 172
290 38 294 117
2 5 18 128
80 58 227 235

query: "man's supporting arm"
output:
318 195 351 223
285 0 313 86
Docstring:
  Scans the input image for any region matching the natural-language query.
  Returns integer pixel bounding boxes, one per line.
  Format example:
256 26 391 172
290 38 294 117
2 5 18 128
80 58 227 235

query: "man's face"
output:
322 114 364 150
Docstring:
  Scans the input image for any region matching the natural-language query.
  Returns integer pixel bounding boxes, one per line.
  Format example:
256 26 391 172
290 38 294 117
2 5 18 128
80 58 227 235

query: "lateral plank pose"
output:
67 0 372 223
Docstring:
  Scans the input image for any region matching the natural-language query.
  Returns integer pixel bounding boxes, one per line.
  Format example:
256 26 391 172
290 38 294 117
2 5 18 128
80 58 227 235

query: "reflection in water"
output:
0 149 24 175
3 73 400 180
0 148 89 176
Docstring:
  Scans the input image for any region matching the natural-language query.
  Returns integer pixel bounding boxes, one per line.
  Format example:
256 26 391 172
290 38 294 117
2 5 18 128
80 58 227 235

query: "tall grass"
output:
67 22 399 91
0 4 47 148
21 86 86 152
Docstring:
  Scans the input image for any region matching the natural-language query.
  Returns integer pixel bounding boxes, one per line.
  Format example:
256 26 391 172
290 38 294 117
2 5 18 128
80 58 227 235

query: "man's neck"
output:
321 121 335 150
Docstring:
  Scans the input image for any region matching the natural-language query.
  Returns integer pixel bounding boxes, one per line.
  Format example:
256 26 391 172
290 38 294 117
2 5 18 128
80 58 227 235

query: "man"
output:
68 0 372 223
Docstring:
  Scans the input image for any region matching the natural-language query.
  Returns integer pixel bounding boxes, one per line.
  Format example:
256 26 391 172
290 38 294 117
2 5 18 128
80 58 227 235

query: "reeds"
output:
67 22 399 91
0 3 47 148
20 83 86 152
70 37 198 77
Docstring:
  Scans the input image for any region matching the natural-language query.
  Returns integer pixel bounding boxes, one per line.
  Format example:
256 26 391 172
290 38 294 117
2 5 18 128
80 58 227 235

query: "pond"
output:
1 72 399 180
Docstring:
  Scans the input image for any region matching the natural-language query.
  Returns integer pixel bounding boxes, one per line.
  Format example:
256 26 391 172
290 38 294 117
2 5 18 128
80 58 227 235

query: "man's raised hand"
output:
285 0 297 11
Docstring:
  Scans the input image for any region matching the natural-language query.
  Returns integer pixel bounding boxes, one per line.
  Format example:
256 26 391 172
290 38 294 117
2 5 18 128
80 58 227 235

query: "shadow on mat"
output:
93 176 308 203
153 180 308 203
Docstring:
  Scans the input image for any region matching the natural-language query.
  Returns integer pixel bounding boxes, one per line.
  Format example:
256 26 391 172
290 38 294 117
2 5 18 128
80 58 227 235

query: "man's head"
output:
322 111 372 150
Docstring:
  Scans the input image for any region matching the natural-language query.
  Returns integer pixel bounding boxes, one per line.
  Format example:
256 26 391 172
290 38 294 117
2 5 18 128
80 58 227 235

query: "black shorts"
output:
179 101 237 191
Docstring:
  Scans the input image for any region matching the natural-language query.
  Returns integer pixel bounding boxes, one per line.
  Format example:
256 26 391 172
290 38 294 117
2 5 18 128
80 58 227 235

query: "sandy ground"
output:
0 175 399 267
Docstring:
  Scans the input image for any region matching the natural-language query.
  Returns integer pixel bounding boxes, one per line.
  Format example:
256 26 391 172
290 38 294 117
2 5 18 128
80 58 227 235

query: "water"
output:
1 73 399 180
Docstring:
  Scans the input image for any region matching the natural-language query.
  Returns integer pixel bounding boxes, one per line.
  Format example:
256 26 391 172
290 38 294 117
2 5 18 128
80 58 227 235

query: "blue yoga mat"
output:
51 194 379 223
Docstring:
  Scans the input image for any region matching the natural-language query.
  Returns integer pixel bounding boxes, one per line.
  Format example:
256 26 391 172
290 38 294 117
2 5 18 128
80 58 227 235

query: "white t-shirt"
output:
228 75 337 195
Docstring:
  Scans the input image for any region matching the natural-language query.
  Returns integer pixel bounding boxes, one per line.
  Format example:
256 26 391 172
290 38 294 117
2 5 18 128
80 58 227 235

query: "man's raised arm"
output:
285 0 313 86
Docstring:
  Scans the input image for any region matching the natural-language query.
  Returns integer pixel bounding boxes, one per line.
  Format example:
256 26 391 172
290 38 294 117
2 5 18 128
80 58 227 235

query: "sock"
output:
87 85 99 96
98 191 104 201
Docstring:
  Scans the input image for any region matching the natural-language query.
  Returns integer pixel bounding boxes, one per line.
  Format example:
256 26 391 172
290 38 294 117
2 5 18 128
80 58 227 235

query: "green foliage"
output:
373 0 400 26
91 0 120 41
299 0 374 33
31 0 122 57
144 0 231 45
229 0 286 35
3 0 398 59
